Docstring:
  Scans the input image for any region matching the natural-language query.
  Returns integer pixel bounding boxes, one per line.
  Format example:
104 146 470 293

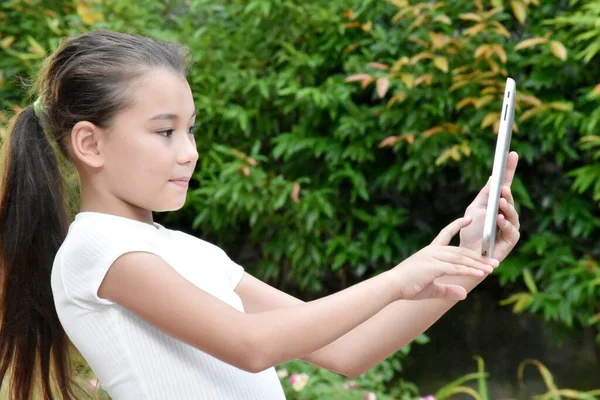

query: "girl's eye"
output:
158 129 174 138
158 127 194 137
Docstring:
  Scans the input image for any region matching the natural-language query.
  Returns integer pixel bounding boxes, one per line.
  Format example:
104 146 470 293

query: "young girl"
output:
0 30 520 400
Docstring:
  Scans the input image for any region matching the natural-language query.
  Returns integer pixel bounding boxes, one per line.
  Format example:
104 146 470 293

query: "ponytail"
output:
0 106 81 399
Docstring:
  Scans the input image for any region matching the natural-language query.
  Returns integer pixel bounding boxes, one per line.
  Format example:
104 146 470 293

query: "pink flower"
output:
364 392 377 400
288 372 309 391
420 396 437 400
86 377 100 392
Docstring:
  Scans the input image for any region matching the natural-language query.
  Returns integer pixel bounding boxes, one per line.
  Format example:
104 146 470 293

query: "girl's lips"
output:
169 180 189 188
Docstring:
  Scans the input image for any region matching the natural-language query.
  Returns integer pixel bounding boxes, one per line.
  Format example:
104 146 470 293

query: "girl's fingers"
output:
501 185 515 207
431 216 472 246
497 213 520 244
499 197 520 230
434 254 494 273
442 263 487 278
441 246 500 267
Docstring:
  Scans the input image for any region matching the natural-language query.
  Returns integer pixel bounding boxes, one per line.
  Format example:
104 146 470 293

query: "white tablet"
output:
482 77 516 258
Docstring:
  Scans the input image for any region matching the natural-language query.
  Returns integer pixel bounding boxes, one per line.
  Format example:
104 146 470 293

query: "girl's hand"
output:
390 216 498 301
460 151 520 262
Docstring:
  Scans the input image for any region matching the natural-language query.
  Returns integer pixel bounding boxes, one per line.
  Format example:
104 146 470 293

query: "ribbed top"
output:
51 212 285 399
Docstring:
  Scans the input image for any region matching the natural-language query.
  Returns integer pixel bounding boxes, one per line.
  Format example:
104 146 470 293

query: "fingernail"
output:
486 265 494 272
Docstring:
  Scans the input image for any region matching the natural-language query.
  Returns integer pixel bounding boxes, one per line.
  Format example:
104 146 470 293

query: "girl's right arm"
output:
98 216 492 373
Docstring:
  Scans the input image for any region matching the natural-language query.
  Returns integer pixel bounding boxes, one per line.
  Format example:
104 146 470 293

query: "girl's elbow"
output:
237 329 272 373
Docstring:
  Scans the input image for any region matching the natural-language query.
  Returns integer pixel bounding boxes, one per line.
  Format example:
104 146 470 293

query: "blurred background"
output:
1 0 599 399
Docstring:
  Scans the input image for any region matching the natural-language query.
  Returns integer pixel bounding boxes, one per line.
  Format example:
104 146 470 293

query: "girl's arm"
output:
236 157 521 377
97 218 490 373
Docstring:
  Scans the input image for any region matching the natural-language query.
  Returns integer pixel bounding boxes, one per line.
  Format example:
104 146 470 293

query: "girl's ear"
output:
70 121 105 168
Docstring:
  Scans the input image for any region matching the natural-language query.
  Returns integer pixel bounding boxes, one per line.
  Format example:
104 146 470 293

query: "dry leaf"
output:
291 183 300 204
515 37 547 50
76 0 105 25
376 77 390 98
510 0 527 24
549 41 567 61
378 136 399 148
368 62 389 71
481 112 499 128
457 97 477 109
387 92 406 108
344 73 371 83
433 56 449 72
459 13 482 22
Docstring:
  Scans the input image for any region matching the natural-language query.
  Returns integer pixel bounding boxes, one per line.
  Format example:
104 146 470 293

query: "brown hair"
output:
0 29 190 400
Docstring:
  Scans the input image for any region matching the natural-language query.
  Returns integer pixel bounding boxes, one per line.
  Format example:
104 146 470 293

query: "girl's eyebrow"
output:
147 109 197 122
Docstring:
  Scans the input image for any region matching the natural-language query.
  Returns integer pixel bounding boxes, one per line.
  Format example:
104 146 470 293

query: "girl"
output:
0 30 520 400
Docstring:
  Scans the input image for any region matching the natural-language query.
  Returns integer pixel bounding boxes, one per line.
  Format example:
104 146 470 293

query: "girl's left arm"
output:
236 153 520 377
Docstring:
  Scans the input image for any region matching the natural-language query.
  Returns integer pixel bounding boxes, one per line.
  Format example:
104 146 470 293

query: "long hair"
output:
0 29 190 400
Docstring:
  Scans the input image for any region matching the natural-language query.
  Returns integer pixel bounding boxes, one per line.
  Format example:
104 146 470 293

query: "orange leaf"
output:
378 136 399 148
515 37 547 50
361 21 372 31
475 95 494 108
433 15 452 24
459 13 482 22
548 101 570 112
481 86 499 95
241 166 250 177
410 51 434 64
368 62 389 71
423 126 444 137
400 73 415 88
457 97 478 109
510 0 527 24
76 0 105 25
429 32 449 49
376 77 390 98
518 94 543 106
593 84 600 93
0 36 15 48
494 44 507 64
343 42 362 53
400 133 415 144
463 23 486 36
414 74 433 86
387 92 406 108
344 73 371 83
481 112 499 128
474 44 492 59
342 22 361 29
291 183 300 204
519 107 544 122
433 56 449 72
391 56 410 72
342 8 354 19
409 37 430 48
388 0 409 6
491 21 511 38
549 41 567 61
361 77 375 88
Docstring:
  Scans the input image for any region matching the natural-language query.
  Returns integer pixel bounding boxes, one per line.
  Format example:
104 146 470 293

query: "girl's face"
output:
80 68 199 217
